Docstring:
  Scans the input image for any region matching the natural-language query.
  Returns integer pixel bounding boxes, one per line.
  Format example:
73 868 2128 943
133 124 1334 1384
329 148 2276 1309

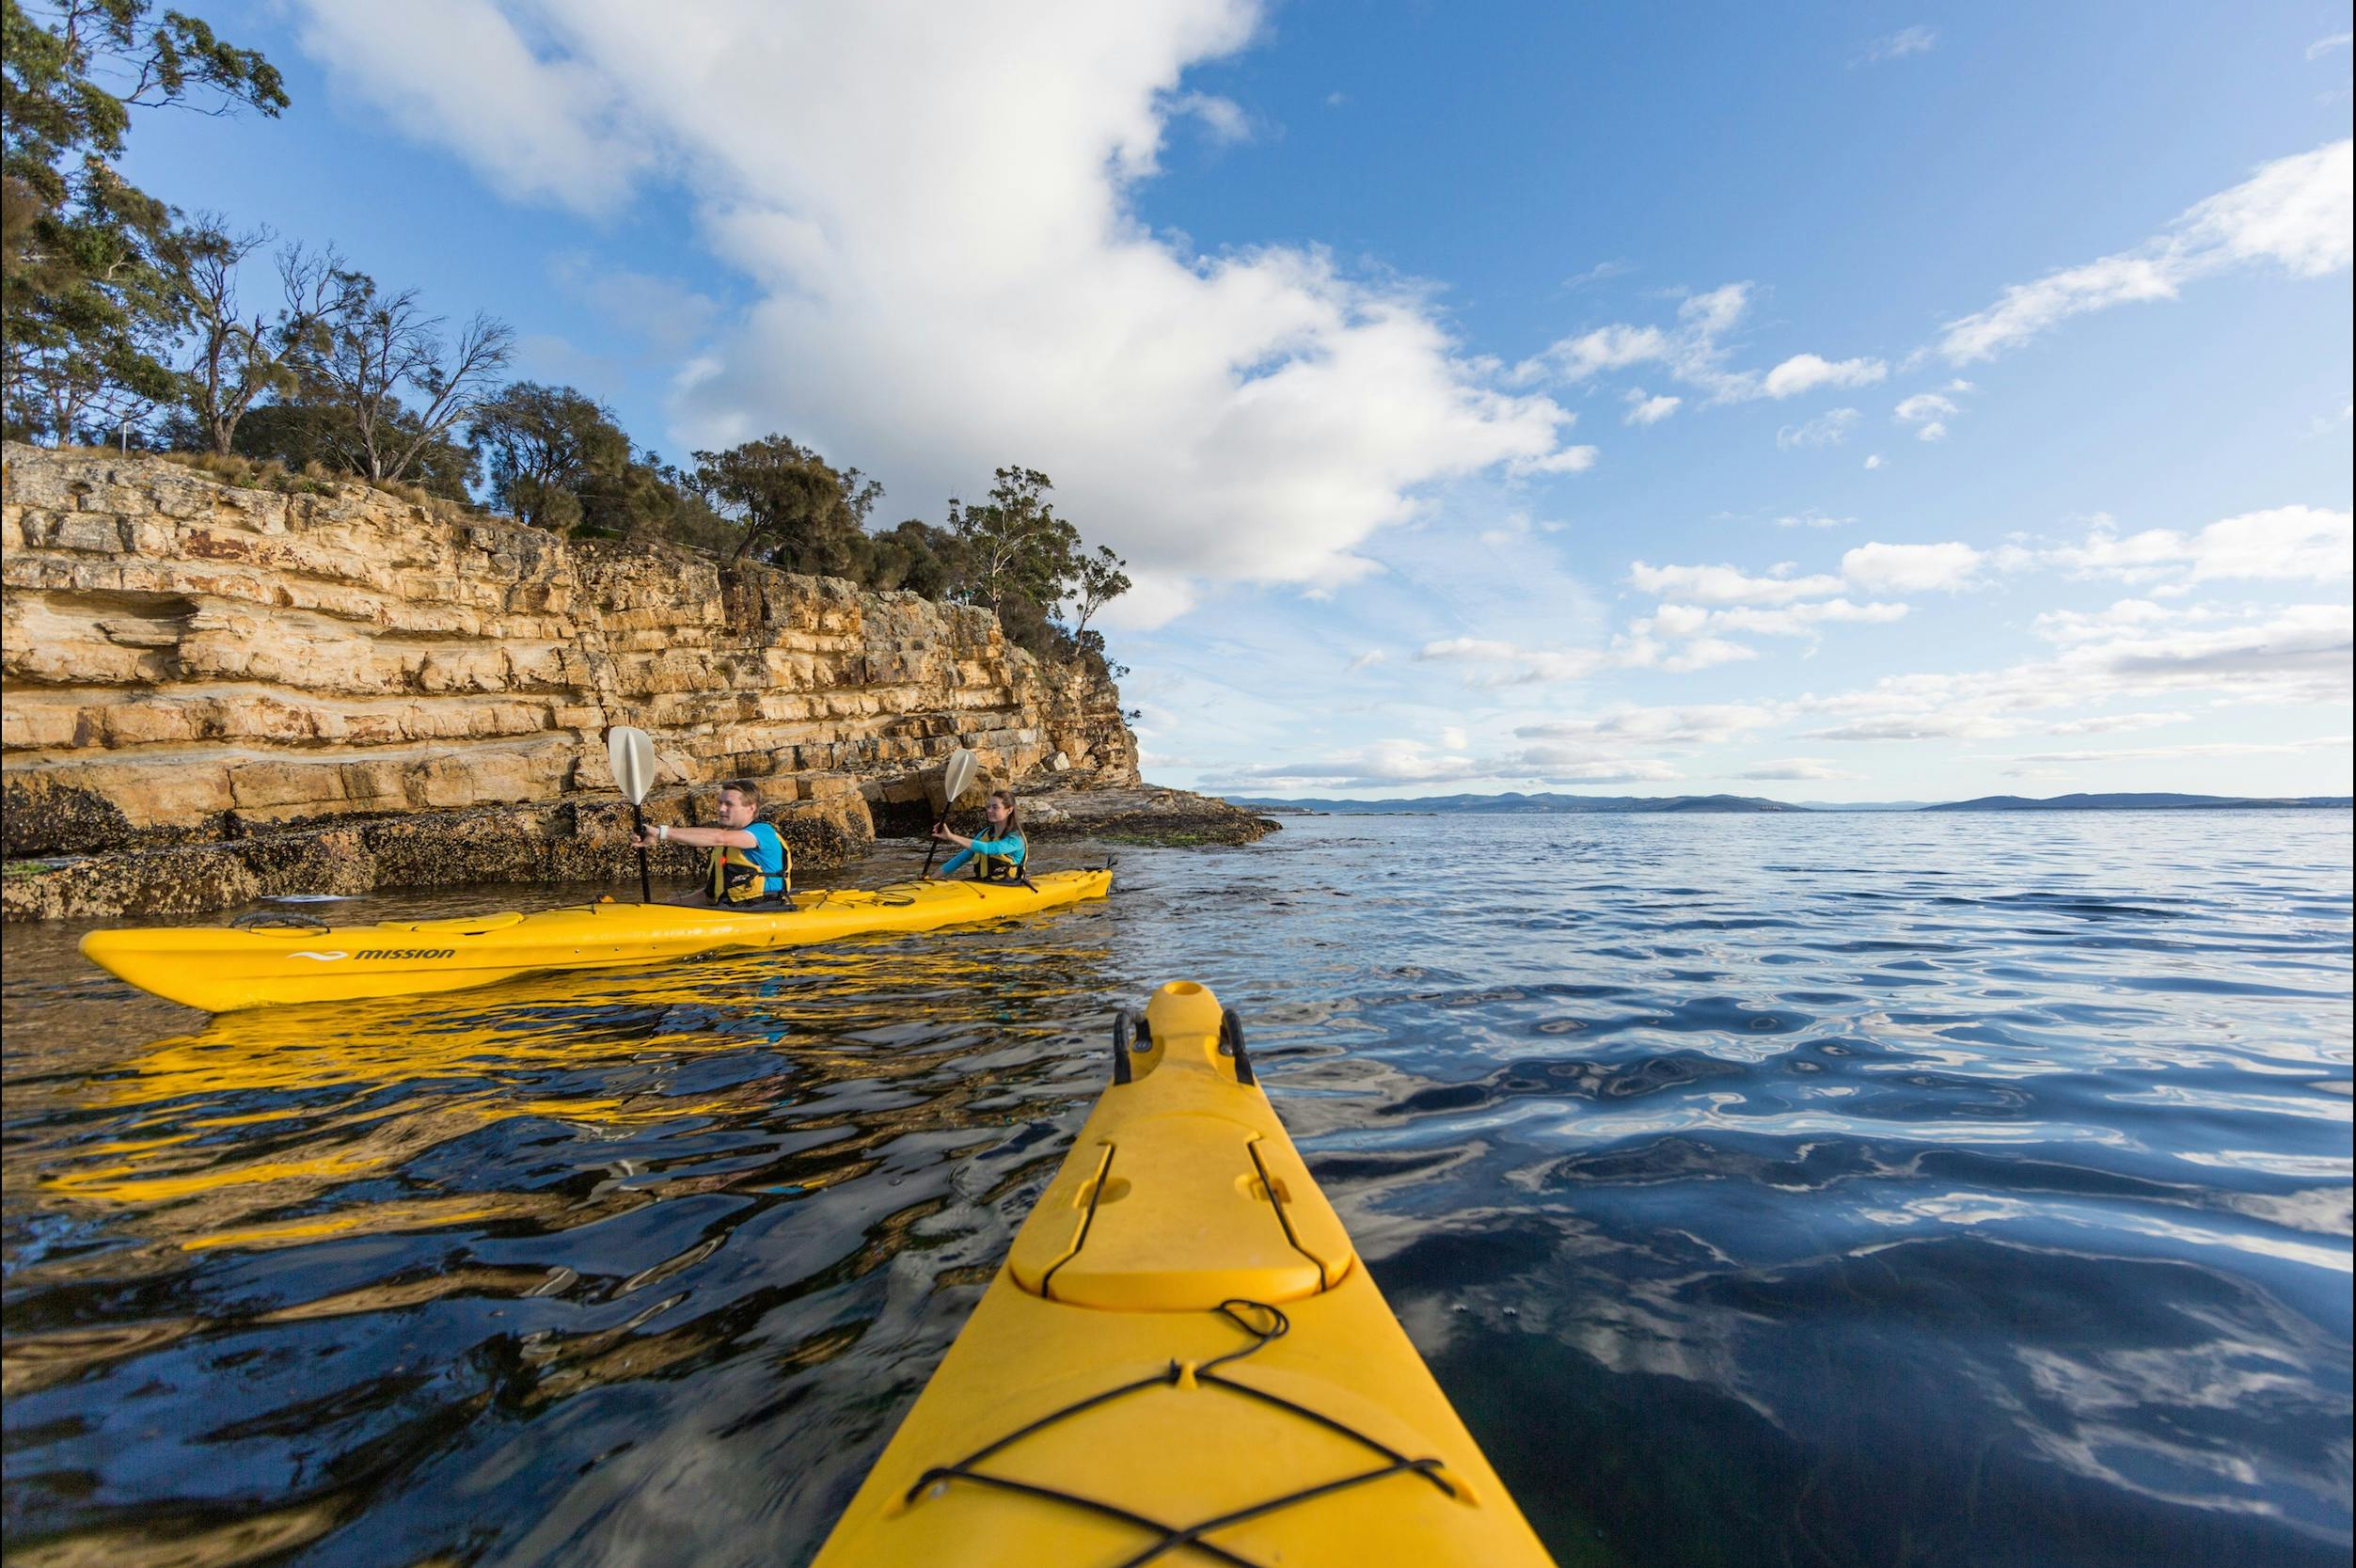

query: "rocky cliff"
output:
3 446 1256 921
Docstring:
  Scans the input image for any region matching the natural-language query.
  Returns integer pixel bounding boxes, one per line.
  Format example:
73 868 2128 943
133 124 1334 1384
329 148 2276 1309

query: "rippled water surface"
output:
4 812 2350 1567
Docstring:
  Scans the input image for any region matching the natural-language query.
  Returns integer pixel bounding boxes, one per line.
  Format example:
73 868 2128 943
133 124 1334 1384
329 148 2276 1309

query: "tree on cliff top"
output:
298 278 514 484
1 0 286 443
690 434 883 573
946 466 1081 626
177 218 361 455
467 381 629 532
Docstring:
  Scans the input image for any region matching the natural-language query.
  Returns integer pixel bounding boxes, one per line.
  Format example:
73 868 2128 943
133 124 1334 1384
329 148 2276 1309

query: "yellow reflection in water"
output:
17 934 1105 1269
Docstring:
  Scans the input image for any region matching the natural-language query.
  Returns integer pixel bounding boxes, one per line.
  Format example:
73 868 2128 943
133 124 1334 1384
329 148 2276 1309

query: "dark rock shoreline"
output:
0 783 1276 922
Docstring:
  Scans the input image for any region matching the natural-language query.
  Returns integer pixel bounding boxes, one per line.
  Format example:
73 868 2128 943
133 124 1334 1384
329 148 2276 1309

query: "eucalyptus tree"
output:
466 381 629 531
690 434 883 572
304 279 513 484
1 0 286 443
178 219 359 455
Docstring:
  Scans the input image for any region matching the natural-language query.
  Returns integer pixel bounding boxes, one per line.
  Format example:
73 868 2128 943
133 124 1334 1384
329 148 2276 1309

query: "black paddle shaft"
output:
631 802 653 903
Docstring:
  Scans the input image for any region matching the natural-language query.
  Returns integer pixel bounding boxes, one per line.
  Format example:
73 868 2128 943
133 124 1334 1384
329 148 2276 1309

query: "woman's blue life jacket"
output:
708 821 790 903
941 832 1026 881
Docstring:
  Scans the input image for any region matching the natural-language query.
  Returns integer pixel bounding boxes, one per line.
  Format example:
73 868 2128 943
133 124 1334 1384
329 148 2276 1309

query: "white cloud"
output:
1347 648 1387 671
1649 597 1910 639
1864 452 1885 469
2039 506 2354 585
1938 139 2353 362
1522 281 1879 406
1607 627 1758 673
1165 89 1250 142
1562 259 1634 290
1418 637 1606 686
1894 390 1959 441
292 0 1589 625
1438 725 1468 750
1205 735 1689 792
2008 736 2349 766
1627 561 1845 604
1763 353 1889 398
1777 407 1860 448
1839 540 1985 593
1737 758 1862 781
1623 389 1682 425
1509 443 1602 476
1797 602 2355 741
293 0 658 210
1208 738 1483 791
1772 509 1852 529
2032 598 2177 644
1515 704 1777 745
1510 751 1687 784
1526 323 1671 382
2041 710 2194 735
1858 25 1937 64
2308 32 2353 61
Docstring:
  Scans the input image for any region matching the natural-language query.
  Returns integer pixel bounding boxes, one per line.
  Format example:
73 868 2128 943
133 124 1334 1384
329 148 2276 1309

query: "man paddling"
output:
630 779 790 903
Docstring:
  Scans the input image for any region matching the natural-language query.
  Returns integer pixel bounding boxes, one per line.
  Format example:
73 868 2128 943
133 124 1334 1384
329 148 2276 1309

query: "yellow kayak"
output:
78 870 1112 1012
812 980 1557 1568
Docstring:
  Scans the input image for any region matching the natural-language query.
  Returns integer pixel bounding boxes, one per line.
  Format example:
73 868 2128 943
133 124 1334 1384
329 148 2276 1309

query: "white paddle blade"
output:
941 747 978 808
606 726 658 804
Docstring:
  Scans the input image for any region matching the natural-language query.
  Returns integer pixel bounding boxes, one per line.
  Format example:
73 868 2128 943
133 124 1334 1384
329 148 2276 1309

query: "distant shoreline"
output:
1224 791 2354 816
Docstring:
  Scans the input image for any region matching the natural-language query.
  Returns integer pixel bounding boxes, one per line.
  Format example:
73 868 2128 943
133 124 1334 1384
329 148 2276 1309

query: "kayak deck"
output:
811 981 1556 1567
79 870 1112 1012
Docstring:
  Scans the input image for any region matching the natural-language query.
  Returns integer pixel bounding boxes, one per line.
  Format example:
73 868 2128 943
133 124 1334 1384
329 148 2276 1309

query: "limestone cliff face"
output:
1 445 1143 917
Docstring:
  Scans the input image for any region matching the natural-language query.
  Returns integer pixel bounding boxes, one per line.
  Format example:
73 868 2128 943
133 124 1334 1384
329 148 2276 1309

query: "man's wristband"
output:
656 824 670 842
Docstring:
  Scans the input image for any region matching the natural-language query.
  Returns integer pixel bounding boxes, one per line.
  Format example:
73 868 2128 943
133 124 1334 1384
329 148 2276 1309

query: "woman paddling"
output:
931 789 1027 880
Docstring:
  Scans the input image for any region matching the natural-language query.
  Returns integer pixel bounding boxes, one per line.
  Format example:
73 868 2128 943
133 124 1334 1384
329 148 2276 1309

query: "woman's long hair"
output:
988 788 1024 838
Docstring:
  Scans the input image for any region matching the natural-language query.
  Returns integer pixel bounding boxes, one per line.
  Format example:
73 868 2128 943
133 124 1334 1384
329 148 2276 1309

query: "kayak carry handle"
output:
1111 1009 1135 1085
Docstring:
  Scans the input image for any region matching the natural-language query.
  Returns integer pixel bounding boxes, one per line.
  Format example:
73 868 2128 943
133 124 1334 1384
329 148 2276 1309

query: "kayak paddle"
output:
919 747 979 879
606 725 658 902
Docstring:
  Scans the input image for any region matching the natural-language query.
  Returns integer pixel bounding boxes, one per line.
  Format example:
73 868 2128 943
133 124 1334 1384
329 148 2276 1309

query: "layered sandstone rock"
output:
0 445 1229 920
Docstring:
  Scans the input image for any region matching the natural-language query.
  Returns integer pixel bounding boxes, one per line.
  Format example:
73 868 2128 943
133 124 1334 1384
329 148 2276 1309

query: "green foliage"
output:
945 466 1081 623
937 467 1131 665
862 517 963 595
229 398 477 502
689 433 883 571
466 381 629 531
2 0 285 441
1072 543 1131 635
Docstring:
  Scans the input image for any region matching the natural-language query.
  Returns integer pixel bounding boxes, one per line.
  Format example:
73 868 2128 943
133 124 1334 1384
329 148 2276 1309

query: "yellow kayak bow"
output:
812 980 1557 1567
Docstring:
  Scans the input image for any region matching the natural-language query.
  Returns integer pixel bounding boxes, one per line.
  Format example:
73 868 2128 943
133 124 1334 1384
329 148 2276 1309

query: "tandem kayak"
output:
811 979 1557 1568
78 870 1113 1013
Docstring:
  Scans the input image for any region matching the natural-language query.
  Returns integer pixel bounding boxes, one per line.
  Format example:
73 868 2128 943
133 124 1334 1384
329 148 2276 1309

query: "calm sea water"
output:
3 812 2349 1567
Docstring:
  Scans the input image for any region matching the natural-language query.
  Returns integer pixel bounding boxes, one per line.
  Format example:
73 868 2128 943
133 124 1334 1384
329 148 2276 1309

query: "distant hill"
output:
1221 791 1799 814
1925 793 2353 812
1224 789 2352 815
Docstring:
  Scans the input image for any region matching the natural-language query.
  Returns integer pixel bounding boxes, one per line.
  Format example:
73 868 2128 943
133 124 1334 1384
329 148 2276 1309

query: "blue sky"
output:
125 2 2353 800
